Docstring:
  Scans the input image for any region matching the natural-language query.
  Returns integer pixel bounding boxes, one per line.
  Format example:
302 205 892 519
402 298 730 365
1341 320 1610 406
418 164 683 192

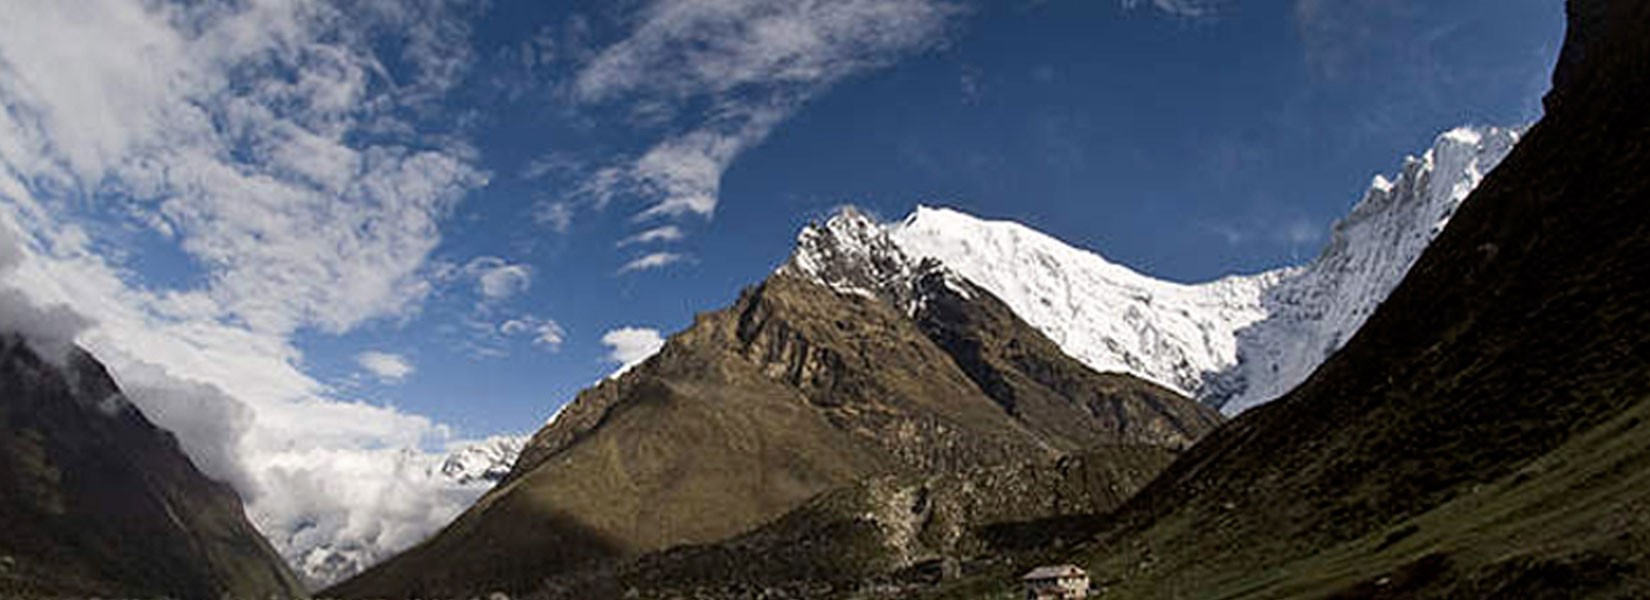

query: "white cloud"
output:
1277 217 1322 246
467 259 533 301
601 326 665 377
1122 0 1223 17
618 225 686 246
499 316 566 350
618 251 688 273
0 219 92 364
443 256 535 303
356 351 415 383
1198 215 1322 248
0 0 495 587
568 0 962 226
535 323 567 347
535 201 575 233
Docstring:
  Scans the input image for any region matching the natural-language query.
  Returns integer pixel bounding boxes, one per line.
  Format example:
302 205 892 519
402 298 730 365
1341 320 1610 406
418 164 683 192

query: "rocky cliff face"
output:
888 206 1281 401
328 211 1216 600
0 336 304 600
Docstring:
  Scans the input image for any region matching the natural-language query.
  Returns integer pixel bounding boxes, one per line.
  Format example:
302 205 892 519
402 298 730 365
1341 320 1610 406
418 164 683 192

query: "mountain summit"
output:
789 126 1521 415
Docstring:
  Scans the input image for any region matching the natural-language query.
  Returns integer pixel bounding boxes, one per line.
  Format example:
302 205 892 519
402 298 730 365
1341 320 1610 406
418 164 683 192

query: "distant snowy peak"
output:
435 435 525 486
1209 125 1522 414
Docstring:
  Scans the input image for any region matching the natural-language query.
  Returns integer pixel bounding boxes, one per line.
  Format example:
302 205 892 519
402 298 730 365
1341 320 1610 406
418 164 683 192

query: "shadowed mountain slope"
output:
913 2 1650 597
328 223 1218 599
0 336 305 600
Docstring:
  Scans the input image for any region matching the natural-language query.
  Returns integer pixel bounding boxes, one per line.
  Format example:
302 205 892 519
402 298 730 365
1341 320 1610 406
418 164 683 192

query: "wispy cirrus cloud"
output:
500 316 567 350
1122 0 1226 17
618 251 689 274
558 0 965 261
1293 0 1419 78
1198 215 1322 248
618 225 686 247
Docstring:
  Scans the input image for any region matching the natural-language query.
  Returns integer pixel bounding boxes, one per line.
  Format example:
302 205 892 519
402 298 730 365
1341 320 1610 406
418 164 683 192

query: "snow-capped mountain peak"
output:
888 205 1285 397
780 125 1521 415
436 435 524 486
782 206 922 302
783 204 1283 397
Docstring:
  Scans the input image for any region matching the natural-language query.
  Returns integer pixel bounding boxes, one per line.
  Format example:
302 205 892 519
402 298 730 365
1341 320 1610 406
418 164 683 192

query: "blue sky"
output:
0 0 1562 572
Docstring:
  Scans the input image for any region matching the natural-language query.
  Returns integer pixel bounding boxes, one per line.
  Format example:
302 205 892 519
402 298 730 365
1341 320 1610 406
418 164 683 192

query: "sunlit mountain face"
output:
0 0 1562 587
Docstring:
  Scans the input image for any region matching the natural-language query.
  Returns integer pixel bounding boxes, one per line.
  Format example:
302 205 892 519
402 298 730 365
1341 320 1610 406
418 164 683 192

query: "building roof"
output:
1022 564 1087 580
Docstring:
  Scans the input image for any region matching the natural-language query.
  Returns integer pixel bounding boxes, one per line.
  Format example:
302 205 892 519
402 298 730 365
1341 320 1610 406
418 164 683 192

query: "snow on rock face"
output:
1208 126 1523 414
782 206 991 318
784 125 1520 415
889 206 1283 397
784 203 1282 397
783 205 923 305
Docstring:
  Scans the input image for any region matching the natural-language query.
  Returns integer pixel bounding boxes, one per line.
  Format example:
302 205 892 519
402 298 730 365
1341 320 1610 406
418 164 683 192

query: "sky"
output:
0 0 1563 582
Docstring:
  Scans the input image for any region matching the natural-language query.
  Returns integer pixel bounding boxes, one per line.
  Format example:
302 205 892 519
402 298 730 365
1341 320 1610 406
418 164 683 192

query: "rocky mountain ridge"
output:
817 125 1522 415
